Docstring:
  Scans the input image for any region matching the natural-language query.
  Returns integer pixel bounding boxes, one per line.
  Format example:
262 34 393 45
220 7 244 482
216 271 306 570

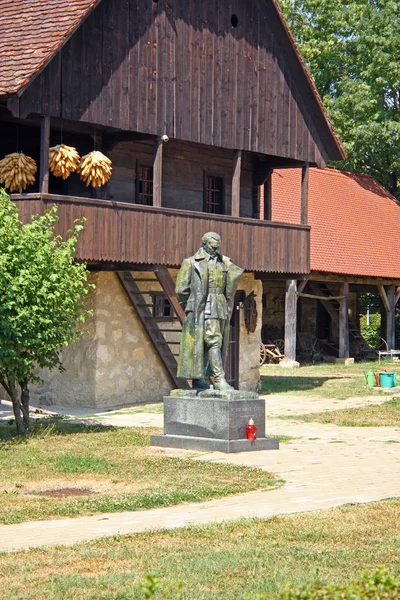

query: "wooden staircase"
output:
117 269 190 389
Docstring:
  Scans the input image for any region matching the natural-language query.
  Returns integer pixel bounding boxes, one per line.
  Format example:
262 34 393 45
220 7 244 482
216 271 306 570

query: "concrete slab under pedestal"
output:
151 434 279 453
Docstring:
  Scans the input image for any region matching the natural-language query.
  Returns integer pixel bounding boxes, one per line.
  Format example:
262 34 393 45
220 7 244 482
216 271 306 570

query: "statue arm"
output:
175 259 192 311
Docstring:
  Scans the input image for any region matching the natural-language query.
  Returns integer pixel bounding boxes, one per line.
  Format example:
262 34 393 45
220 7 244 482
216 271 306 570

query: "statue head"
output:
201 232 221 257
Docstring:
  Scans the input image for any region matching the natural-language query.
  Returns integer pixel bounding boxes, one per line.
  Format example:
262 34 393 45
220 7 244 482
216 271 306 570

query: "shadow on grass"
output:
261 375 345 394
0 419 118 443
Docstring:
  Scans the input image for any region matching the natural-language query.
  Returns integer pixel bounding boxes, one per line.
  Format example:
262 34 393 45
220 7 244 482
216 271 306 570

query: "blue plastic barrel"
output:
379 372 397 388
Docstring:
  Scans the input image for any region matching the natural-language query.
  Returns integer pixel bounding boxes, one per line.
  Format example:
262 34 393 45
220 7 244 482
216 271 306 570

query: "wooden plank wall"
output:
12 195 310 274
19 0 334 166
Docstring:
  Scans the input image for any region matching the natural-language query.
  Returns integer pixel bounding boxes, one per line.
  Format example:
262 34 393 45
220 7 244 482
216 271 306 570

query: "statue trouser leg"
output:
204 319 234 392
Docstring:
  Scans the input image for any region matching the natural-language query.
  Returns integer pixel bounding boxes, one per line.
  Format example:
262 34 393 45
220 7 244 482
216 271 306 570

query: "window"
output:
204 174 224 214
150 292 174 319
136 164 153 205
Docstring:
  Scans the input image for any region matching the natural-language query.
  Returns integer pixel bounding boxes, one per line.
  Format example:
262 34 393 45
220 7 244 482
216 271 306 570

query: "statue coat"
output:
175 248 243 379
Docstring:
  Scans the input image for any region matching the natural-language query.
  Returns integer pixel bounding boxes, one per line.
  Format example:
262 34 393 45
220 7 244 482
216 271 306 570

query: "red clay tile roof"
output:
0 0 100 96
272 168 400 279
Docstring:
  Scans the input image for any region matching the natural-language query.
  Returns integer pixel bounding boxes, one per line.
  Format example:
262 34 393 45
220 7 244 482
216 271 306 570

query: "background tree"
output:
0 189 93 435
280 0 400 197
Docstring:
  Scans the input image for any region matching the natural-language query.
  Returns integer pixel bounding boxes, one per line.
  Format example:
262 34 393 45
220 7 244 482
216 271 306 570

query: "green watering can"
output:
364 371 376 387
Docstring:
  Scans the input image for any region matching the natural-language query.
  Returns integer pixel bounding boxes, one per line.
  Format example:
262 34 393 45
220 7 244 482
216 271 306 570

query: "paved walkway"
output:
1 394 400 552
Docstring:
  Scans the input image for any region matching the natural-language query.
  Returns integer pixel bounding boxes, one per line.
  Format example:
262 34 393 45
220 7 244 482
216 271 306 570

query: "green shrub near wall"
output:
360 312 381 349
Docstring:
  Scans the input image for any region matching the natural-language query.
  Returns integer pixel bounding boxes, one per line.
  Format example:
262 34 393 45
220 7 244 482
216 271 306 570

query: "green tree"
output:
0 189 93 435
280 0 400 196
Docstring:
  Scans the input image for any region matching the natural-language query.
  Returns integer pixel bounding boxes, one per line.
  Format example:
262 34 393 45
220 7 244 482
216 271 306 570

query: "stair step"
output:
134 278 158 282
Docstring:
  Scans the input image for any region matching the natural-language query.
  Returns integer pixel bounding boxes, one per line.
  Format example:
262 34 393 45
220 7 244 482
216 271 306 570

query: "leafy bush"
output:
272 567 400 600
360 312 381 349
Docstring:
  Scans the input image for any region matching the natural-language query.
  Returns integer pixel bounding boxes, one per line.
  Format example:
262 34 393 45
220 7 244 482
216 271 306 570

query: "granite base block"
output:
151 433 279 453
150 393 279 453
163 395 266 439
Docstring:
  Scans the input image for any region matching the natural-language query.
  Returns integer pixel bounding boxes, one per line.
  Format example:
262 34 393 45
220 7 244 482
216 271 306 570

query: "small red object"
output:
245 418 257 441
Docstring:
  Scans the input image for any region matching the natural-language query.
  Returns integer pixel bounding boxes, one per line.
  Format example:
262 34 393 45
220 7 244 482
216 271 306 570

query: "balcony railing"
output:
11 193 310 274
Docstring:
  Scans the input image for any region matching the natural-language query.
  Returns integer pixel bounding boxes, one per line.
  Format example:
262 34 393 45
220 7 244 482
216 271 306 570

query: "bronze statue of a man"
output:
175 232 243 391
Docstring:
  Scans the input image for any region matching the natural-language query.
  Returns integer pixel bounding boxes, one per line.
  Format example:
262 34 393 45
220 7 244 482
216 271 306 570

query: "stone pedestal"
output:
151 390 279 453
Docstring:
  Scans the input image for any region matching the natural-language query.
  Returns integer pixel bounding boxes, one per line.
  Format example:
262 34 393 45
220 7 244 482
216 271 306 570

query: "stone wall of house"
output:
237 274 263 391
31 271 172 409
30 270 262 409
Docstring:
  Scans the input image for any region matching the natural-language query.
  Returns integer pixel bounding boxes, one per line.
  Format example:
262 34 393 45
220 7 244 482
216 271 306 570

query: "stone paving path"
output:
1 394 399 553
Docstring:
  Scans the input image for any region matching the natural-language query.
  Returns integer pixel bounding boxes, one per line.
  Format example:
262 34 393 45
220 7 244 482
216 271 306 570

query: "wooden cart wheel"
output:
274 339 285 355
260 344 267 366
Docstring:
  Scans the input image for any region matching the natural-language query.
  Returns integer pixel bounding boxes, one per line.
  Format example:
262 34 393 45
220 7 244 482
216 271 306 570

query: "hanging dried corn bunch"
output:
77 151 112 187
48 144 80 179
0 152 37 193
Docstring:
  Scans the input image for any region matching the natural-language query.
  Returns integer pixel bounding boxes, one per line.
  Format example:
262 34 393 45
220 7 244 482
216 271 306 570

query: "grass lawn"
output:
0 499 399 599
282 397 400 427
260 361 400 400
0 422 280 525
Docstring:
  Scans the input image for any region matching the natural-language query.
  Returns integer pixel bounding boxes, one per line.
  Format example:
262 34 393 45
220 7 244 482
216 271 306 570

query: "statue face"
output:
203 236 221 257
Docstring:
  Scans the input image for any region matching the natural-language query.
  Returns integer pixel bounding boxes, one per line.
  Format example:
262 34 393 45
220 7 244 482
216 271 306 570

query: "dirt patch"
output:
29 487 98 498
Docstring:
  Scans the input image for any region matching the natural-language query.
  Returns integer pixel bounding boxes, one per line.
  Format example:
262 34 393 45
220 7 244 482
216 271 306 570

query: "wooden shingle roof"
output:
0 0 100 96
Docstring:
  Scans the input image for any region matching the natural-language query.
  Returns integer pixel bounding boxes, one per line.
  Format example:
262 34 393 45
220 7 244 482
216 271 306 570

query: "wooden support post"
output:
395 286 400 307
339 282 349 358
284 279 298 362
153 137 163 207
385 284 396 350
301 163 309 225
39 116 51 194
297 279 308 294
378 284 391 313
264 169 272 220
231 150 242 217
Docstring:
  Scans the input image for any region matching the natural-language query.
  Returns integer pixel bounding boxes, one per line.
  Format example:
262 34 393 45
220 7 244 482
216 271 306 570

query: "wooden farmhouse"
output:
265 168 400 362
0 0 344 408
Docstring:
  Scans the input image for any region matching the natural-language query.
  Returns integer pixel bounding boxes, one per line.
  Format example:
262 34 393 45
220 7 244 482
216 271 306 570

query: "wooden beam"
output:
310 271 400 286
153 137 163 207
297 292 346 301
308 282 340 326
264 169 272 220
377 284 391 313
339 282 349 358
284 279 298 362
231 150 242 217
297 279 308 294
395 286 400 306
385 284 396 350
301 163 309 225
39 116 50 194
153 264 185 324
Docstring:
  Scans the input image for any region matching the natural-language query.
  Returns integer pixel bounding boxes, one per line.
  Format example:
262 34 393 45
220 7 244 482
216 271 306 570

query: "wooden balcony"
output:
11 193 310 275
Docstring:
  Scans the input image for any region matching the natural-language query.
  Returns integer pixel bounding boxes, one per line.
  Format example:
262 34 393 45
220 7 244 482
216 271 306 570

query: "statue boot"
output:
208 347 234 392
192 378 210 390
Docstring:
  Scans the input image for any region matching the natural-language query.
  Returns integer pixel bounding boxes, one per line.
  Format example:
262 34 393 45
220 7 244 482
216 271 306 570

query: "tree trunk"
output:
19 377 31 432
8 379 26 436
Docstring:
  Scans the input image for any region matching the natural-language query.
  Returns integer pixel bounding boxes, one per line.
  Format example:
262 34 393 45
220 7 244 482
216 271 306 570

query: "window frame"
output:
203 172 225 214
135 161 154 206
150 291 175 321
